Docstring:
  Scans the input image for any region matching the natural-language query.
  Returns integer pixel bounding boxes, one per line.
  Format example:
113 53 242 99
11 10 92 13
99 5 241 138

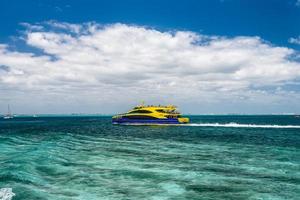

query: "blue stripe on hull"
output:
112 118 183 124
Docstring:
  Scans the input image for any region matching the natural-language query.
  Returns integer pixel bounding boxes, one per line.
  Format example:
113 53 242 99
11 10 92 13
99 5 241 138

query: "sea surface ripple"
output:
0 115 299 200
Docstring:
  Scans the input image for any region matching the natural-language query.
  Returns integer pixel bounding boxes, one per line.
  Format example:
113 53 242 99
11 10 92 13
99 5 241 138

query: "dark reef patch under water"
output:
0 115 299 199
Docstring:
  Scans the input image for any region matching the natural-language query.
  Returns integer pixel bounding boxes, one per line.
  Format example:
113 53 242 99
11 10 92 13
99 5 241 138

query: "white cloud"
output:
44 20 82 34
296 0 300 7
1 22 300 114
289 36 300 45
19 22 44 31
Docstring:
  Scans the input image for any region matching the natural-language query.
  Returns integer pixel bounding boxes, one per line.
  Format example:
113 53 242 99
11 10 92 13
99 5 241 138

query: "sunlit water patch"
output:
0 116 299 199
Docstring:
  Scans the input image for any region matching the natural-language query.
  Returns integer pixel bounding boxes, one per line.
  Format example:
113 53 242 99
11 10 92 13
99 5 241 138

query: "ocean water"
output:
0 115 299 200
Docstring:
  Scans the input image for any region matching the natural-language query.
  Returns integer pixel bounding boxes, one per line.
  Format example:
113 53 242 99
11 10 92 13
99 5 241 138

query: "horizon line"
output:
1 113 299 117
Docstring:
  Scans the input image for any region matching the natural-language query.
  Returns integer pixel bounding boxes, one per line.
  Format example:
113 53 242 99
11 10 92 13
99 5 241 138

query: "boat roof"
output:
133 104 177 109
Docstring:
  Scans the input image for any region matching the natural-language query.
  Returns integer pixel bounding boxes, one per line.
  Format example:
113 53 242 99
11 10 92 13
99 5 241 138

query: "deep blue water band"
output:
112 118 181 124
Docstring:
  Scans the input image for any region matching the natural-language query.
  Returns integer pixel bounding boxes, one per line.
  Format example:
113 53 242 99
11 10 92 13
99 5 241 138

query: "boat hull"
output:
3 116 13 119
112 118 187 125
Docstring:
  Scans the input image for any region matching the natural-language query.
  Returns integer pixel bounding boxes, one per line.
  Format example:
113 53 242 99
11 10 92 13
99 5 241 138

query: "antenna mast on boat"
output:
3 104 13 119
7 104 11 115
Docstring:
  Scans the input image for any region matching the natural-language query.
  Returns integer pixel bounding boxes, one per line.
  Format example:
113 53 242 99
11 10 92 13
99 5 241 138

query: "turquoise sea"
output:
0 115 299 200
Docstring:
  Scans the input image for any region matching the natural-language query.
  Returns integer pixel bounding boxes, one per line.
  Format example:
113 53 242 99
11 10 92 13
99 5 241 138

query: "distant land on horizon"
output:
1 113 299 117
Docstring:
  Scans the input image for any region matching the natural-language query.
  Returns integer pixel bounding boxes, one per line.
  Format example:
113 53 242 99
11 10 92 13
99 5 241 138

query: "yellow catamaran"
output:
112 103 189 125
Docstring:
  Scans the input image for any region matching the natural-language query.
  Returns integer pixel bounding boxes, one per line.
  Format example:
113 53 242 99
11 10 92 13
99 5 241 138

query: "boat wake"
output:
182 122 300 129
0 188 15 200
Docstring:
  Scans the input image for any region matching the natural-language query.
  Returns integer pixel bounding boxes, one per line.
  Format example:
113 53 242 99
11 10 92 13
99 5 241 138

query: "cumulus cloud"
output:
1 22 300 114
289 36 300 45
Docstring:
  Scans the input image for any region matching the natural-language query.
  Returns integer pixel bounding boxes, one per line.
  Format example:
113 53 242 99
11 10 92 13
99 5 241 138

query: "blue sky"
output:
1 0 300 49
0 0 300 114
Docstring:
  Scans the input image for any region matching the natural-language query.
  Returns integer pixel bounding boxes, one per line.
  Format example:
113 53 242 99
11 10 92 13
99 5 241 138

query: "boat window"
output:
156 109 167 113
156 109 178 114
165 115 180 118
123 115 158 119
128 110 152 114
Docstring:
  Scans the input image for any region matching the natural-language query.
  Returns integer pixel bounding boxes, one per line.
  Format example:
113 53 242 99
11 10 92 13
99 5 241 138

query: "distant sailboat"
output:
3 104 13 119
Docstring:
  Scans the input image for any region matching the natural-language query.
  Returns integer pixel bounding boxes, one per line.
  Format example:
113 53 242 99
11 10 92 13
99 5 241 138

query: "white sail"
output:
3 104 13 119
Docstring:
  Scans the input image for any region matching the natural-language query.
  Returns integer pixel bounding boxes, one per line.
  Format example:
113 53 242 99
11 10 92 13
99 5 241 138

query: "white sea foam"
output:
124 122 300 128
183 122 300 129
0 188 15 200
